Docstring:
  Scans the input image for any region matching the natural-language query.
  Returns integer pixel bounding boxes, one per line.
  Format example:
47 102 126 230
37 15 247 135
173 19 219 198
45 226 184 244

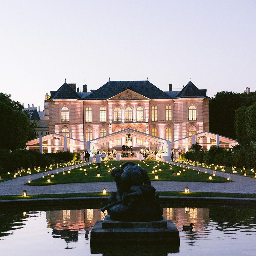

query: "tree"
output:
209 91 243 139
0 93 35 150
235 102 256 146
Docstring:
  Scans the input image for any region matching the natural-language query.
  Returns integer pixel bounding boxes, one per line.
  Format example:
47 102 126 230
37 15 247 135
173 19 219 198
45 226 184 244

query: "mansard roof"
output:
176 81 207 98
50 82 81 100
83 80 171 100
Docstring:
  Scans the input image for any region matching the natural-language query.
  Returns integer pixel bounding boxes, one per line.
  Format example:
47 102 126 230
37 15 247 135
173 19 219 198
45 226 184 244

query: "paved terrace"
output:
0 162 256 196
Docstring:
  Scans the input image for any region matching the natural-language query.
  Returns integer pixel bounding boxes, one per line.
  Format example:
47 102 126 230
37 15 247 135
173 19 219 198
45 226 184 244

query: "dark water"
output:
0 203 256 255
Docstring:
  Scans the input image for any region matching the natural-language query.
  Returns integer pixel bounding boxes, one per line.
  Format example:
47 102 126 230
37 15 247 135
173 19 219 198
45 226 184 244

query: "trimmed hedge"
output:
0 149 76 174
184 145 256 169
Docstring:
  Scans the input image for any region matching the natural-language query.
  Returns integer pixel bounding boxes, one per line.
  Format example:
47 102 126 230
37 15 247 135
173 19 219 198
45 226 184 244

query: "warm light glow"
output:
102 188 107 194
97 173 100 177
22 190 27 197
155 175 158 179
184 187 190 193
28 179 31 184
47 178 51 183
209 176 212 180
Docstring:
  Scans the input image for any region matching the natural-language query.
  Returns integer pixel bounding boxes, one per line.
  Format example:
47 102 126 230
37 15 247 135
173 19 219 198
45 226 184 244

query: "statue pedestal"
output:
91 215 180 253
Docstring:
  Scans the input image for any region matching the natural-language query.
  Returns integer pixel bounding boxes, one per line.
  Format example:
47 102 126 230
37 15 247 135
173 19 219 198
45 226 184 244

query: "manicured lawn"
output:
27 160 229 186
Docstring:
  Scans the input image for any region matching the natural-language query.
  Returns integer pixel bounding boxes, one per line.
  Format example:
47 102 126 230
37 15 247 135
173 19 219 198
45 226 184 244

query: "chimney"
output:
77 87 79 92
68 83 76 91
83 84 87 92
169 84 172 91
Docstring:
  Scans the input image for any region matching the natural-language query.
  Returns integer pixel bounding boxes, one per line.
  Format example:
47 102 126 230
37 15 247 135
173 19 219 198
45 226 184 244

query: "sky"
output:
0 0 256 110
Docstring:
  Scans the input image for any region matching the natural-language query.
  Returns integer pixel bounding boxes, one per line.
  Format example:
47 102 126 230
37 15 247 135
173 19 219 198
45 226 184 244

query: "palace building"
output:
32 79 210 153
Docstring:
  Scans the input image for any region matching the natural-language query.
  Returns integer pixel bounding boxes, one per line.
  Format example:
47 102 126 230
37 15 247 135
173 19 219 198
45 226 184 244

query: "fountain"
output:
90 161 180 252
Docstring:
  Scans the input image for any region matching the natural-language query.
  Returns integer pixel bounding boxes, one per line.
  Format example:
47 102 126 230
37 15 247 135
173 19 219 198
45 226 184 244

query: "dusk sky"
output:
1 0 256 109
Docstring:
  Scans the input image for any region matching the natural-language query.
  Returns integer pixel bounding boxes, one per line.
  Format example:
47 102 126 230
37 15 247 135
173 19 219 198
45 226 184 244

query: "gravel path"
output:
0 162 256 196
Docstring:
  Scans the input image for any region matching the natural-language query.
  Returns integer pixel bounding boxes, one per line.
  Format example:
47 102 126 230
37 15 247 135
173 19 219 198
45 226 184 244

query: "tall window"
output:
61 107 69 122
136 107 144 122
61 127 69 144
100 128 107 137
166 106 172 121
125 107 133 122
166 128 172 141
152 128 158 137
85 107 92 122
188 126 197 143
114 107 121 121
100 107 106 122
151 106 157 121
188 106 197 121
86 128 92 141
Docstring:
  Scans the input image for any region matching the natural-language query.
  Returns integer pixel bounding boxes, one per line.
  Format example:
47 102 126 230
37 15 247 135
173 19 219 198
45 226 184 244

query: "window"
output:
152 128 158 137
188 106 197 121
85 107 92 122
114 107 121 121
61 107 69 122
125 107 133 122
61 127 70 144
166 106 172 121
115 138 122 145
100 128 107 137
86 128 92 141
166 128 172 141
136 107 144 122
137 138 143 145
100 107 106 122
188 126 197 143
151 106 157 121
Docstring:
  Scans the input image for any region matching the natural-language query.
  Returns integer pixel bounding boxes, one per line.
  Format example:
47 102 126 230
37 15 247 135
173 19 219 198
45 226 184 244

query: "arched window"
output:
114 107 121 122
188 106 197 121
166 128 172 141
125 107 133 122
188 126 197 143
86 128 92 141
136 107 144 122
61 127 70 144
100 128 107 137
61 107 69 122
166 106 172 121
151 128 158 137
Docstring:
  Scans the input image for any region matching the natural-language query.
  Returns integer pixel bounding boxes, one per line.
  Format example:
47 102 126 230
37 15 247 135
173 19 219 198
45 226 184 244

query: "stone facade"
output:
45 80 209 152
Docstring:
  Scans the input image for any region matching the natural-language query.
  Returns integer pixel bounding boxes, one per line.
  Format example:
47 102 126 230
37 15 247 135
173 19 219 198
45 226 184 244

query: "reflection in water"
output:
0 205 256 255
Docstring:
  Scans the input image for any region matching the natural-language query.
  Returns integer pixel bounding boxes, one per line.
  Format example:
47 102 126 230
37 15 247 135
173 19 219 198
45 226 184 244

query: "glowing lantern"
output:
102 188 107 195
209 176 212 180
28 179 31 184
47 178 51 183
97 173 100 177
22 190 27 197
155 175 159 180
184 187 190 193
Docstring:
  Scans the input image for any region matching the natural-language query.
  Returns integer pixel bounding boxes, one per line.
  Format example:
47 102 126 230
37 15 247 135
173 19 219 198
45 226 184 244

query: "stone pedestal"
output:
90 215 180 254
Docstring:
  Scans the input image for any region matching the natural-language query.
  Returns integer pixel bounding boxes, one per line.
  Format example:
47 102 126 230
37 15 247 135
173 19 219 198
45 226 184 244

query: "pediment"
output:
109 89 149 100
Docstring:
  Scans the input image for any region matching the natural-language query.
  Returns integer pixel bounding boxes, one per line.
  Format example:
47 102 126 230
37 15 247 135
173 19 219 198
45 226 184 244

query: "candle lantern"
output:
184 187 190 193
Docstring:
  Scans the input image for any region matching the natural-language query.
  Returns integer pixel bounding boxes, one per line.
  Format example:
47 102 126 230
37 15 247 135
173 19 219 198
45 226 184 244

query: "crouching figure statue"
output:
101 161 163 221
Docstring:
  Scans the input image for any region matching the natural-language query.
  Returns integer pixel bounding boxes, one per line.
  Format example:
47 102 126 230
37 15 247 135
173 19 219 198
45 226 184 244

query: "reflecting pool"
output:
0 203 256 255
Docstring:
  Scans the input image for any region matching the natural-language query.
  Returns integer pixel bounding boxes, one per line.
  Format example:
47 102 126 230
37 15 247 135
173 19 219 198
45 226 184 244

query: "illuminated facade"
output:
44 80 209 152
